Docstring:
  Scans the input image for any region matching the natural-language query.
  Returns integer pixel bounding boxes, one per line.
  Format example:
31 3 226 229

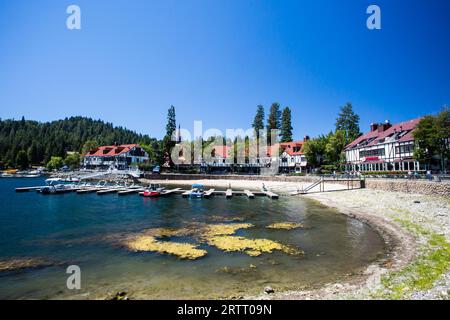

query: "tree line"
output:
1 104 448 172
0 116 156 169
252 103 293 144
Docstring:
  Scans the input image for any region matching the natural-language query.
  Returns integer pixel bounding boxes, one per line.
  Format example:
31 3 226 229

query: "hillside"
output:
0 116 156 167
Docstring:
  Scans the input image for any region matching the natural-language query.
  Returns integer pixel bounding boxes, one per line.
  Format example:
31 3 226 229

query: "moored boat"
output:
190 184 205 198
141 183 165 198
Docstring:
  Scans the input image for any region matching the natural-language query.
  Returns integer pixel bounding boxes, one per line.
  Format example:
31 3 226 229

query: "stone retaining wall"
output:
364 179 450 198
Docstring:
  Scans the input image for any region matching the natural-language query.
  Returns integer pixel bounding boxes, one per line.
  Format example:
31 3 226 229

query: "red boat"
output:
142 190 160 197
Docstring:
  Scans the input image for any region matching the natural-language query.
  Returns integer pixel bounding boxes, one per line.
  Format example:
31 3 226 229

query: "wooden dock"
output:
264 191 279 199
161 188 182 196
203 188 215 198
182 190 192 198
244 189 255 198
15 184 280 200
15 186 46 192
118 188 144 196
97 187 126 195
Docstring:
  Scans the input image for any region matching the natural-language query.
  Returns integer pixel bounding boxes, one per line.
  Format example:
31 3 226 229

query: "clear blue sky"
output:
0 0 449 139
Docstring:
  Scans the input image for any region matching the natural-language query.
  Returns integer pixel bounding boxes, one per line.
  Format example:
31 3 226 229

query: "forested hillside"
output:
0 116 155 167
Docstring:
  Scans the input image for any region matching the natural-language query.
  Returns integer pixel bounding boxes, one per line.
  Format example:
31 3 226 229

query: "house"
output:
277 139 308 173
83 144 149 170
344 118 423 172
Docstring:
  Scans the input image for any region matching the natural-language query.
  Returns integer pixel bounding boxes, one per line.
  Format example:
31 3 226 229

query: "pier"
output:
15 184 279 200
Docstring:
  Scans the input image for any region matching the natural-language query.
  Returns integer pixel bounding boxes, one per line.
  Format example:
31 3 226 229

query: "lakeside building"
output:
83 144 149 170
190 138 309 173
344 118 425 172
277 139 309 173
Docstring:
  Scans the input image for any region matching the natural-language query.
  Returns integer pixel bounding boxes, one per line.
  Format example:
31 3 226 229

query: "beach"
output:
142 177 450 300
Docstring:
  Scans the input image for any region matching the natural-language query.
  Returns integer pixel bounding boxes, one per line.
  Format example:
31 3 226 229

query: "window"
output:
396 144 414 154
359 148 385 158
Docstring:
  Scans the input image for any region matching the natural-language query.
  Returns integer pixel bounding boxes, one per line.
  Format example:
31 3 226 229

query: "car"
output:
152 165 160 174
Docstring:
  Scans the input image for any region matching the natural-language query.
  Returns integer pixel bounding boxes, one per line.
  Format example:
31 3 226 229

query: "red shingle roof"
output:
266 141 305 156
84 144 140 157
345 118 422 150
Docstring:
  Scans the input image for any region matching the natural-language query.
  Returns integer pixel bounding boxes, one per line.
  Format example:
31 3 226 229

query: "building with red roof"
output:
344 118 424 172
276 139 308 172
83 144 149 169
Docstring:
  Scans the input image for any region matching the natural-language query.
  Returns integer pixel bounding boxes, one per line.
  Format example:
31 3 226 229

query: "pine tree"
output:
280 107 293 142
266 102 281 145
15 150 29 170
335 103 361 144
166 105 177 139
164 105 177 166
252 105 265 137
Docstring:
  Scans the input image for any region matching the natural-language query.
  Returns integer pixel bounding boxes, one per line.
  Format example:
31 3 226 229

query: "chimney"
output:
303 135 310 142
370 123 379 132
382 120 392 131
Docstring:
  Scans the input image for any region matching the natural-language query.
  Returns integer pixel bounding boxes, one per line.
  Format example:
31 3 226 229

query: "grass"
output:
374 212 450 299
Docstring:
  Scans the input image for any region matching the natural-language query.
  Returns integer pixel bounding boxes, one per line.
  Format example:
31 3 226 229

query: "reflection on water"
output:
0 178 386 299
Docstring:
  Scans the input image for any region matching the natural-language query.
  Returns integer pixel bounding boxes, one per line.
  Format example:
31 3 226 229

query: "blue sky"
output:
0 0 449 139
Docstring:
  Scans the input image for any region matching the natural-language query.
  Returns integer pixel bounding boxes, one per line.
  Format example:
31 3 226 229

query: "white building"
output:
276 140 308 172
84 144 149 170
344 118 424 172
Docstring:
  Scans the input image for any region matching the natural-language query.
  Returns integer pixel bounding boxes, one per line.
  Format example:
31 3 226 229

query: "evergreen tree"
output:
280 107 293 142
252 105 265 137
0 117 156 167
266 102 281 145
166 105 177 139
15 150 29 170
163 105 177 166
82 140 99 155
335 103 361 144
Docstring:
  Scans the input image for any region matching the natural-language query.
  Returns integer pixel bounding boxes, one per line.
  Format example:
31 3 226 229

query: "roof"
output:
345 118 422 151
267 141 305 156
84 144 140 157
207 141 306 158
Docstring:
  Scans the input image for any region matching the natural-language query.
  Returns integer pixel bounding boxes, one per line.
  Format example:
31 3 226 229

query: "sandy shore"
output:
140 178 349 194
142 178 450 300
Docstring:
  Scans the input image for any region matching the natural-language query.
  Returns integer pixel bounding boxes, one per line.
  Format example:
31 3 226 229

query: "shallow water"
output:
0 178 386 299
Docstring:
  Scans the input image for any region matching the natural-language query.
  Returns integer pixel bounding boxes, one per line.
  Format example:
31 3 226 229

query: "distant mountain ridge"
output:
0 116 155 166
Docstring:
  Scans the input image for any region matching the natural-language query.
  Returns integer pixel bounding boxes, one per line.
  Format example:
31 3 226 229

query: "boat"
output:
38 178 77 194
189 184 205 198
0 173 14 178
142 183 165 198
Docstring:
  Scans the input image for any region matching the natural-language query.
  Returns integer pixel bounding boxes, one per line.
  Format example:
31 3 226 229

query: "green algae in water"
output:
126 235 207 260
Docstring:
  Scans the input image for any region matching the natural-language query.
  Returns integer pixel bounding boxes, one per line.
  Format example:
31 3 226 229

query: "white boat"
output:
39 178 77 194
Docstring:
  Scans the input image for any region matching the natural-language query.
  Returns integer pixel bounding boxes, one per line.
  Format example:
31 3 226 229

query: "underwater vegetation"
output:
266 222 304 230
125 235 207 260
122 222 304 260
0 257 57 272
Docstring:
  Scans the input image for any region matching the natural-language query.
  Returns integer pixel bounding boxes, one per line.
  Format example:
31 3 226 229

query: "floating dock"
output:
204 189 215 198
244 189 255 199
15 184 279 200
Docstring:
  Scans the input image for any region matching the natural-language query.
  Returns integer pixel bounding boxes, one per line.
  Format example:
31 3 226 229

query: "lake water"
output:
0 177 386 299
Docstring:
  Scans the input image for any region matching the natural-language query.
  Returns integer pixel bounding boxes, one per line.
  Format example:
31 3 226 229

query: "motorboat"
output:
38 178 77 194
190 184 204 199
142 183 165 197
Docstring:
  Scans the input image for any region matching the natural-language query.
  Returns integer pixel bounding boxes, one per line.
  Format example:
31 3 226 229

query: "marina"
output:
15 182 280 199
